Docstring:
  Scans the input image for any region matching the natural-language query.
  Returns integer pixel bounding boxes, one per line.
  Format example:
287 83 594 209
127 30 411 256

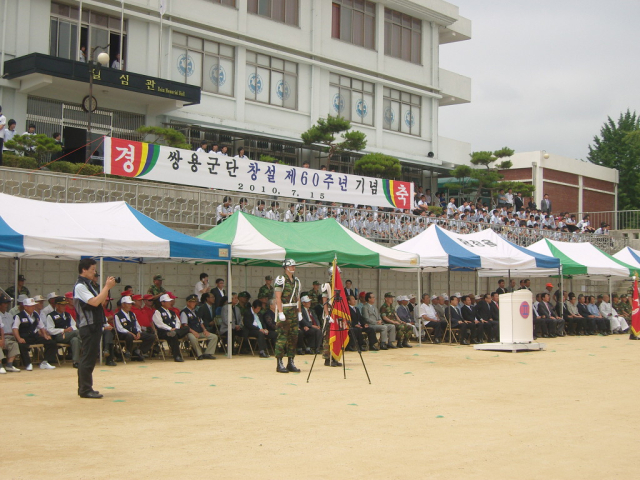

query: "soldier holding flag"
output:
631 276 640 340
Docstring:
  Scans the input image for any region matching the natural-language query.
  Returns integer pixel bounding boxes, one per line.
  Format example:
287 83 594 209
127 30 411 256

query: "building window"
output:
210 0 237 6
50 2 127 66
331 0 376 50
383 87 421 136
172 33 235 96
247 0 299 26
384 8 421 64
329 73 374 126
245 51 298 110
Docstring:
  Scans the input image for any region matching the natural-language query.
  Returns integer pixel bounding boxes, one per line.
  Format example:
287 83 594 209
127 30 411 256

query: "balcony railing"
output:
0 166 627 253
569 210 640 231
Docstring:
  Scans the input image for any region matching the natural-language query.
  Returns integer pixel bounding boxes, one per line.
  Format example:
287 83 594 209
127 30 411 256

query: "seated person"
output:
219 294 244 349
362 292 396 350
348 294 378 351
446 295 473 345
599 294 629 334
181 294 217 360
576 294 597 335
114 296 155 361
380 293 412 348
460 295 483 343
101 297 117 366
197 292 218 334
586 295 610 335
563 293 586 335
12 298 57 370
298 295 323 354
419 293 444 343
152 294 188 362
1 294 21 372
242 300 275 358
475 294 499 342
44 296 82 368
263 299 278 337
395 295 419 340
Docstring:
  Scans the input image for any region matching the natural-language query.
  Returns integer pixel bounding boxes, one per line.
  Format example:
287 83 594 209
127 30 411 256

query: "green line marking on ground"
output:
104 387 115 389
209 384 216 387
348 403 358 406
138 366 148 368
518 362 527 364
286 383 297 386
175 381 184 384
493 355 499 357
589 354 596 356
413 354 419 356
113 400 125 402
240 376 253 379
436 415 444 418
280 393 287 395
25 393 36 397
152 376 160 379
176 372 193 374
404 371 412 375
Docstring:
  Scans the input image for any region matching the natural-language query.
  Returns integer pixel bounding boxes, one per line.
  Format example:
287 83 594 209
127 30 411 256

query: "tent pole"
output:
417 268 422 346
227 261 232 359
475 269 480 295
559 267 564 318
138 261 143 296
448 267 452 345
99 257 104 366
13 256 18 307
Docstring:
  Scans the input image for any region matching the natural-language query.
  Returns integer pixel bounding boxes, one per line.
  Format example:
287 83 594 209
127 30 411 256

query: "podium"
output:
474 290 546 352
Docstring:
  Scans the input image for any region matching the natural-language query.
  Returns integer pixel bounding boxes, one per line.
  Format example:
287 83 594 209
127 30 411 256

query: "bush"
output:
2 154 38 169
76 164 103 176
427 205 443 215
49 161 79 174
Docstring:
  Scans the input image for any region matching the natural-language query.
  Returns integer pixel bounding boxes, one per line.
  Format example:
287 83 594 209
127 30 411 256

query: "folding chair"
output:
184 335 214 359
150 325 167 361
113 329 142 365
56 343 71 365
235 336 258 356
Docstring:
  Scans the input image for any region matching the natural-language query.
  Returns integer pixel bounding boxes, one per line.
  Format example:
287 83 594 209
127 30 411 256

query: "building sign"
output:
3 53 201 104
104 137 414 210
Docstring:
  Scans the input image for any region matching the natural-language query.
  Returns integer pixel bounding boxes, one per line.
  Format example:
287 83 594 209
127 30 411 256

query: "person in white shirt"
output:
78 45 87 62
599 294 629 333
39 292 57 322
284 204 296 222
234 197 249 214
12 298 57 370
419 293 444 343
253 200 267 218
114 296 155 361
196 141 209 154
44 296 81 367
234 147 249 160
152 294 188 362
446 198 457 217
194 273 211 299
2 119 16 153
111 53 121 69
0 295 20 373
266 201 280 221
219 145 229 156
216 196 233 224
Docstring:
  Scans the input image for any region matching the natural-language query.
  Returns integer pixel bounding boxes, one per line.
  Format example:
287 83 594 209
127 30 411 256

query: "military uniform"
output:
380 303 412 344
258 284 274 301
614 300 630 320
274 274 301 359
5 285 29 299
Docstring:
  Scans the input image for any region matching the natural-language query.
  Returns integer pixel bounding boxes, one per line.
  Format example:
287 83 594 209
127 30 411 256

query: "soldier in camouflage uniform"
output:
237 291 251 318
380 292 413 347
257 275 274 301
274 259 302 373
613 294 630 324
147 274 167 309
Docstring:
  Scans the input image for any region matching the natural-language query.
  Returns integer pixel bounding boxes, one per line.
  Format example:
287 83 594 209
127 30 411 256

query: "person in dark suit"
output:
475 294 499 342
197 292 217 333
514 192 524 212
540 194 552 214
344 280 358 300
298 295 323 354
534 292 558 338
490 292 500 341
445 296 473 345
460 295 483 343
211 278 226 311
242 300 275 358
496 280 508 295
576 295 596 335
347 294 378 351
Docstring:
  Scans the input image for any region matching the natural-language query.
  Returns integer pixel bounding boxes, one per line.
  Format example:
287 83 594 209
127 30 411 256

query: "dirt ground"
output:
3 335 638 480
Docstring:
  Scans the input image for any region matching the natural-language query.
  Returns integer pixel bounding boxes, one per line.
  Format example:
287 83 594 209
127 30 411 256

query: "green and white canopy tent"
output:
197 212 419 268
527 238 638 278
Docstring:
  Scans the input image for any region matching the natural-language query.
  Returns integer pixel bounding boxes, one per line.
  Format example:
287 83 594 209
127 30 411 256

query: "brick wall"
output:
542 181 579 213
500 168 532 181
583 177 615 193
583 189 615 214
543 168 578 186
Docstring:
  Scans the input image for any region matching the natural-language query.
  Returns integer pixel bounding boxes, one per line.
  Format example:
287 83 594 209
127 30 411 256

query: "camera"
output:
114 276 121 284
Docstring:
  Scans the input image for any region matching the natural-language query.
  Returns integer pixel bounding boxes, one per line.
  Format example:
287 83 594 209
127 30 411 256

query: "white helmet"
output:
327 265 342 277
283 258 297 267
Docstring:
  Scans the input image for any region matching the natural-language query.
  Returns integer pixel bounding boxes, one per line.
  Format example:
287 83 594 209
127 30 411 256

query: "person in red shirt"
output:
138 294 155 330
64 291 77 320
167 292 181 316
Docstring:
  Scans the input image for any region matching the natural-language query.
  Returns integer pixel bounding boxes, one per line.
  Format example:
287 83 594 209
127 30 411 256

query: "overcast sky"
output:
438 0 640 161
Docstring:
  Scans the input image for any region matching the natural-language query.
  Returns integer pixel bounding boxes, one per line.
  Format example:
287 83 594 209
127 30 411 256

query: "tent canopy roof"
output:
393 224 560 275
197 212 419 268
528 238 636 278
0 193 230 262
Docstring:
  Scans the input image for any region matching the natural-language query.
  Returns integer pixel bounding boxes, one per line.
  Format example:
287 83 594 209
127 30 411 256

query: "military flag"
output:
329 258 350 361
631 275 640 339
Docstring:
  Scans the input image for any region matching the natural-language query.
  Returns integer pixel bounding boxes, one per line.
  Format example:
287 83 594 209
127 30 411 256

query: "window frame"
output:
245 51 299 110
247 0 300 27
331 0 376 50
329 73 375 127
172 33 236 97
382 86 421 137
384 7 422 64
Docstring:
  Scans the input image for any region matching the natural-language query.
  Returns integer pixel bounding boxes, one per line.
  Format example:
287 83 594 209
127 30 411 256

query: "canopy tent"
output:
196 212 419 268
392 224 560 275
613 246 640 273
0 193 231 262
526 238 637 278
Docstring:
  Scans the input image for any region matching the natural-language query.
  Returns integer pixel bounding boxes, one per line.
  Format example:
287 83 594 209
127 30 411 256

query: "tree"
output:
4 134 62 164
469 147 514 203
301 115 366 167
587 110 640 210
137 126 192 150
354 153 401 179
260 154 286 165
444 164 475 199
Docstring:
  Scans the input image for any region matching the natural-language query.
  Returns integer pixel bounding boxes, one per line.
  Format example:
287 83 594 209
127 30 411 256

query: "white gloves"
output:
298 312 303 321
278 312 286 321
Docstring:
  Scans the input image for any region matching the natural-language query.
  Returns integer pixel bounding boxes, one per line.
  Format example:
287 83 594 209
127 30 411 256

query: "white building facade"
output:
0 0 471 183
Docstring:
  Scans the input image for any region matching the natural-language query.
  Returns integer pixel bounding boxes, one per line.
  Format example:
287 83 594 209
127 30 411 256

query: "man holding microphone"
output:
73 259 117 399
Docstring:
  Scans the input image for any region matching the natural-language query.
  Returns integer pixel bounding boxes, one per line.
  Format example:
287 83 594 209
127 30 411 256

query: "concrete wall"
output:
1 258 629 309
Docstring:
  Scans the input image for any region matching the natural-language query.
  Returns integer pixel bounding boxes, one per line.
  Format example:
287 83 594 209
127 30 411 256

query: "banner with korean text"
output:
103 137 414 210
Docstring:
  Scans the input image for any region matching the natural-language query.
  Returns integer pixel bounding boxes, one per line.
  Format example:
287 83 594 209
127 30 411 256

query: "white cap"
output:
454 292 461 297
46 292 57 300
33 294 45 302
431 295 438 300
159 294 172 303
301 295 311 303
408 294 416 299
442 294 449 301
121 296 134 304
23 298 36 306
17 294 28 303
